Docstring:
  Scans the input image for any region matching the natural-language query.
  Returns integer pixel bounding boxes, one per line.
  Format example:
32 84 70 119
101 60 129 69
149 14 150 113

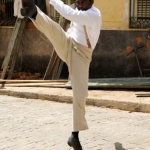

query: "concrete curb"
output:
0 89 150 113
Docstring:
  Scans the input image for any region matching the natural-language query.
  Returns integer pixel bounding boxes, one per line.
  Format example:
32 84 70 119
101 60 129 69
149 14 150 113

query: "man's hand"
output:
21 0 37 17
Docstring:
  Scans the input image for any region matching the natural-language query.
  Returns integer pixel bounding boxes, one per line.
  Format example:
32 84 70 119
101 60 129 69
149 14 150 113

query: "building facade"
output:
0 0 150 78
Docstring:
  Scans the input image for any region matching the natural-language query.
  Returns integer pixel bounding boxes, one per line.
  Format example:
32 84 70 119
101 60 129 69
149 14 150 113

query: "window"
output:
50 0 75 22
0 0 16 26
130 0 150 28
0 0 76 26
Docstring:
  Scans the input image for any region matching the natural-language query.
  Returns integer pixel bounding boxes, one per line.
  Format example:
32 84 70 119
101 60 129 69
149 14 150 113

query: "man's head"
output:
75 0 94 11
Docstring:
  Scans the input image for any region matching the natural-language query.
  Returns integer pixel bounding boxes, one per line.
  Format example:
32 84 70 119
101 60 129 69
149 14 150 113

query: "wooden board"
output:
136 92 150 97
0 79 67 83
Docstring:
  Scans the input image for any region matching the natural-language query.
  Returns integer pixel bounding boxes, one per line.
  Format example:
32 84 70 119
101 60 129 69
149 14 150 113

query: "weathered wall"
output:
95 0 129 30
89 30 150 78
1 28 150 78
0 28 53 75
0 28 13 67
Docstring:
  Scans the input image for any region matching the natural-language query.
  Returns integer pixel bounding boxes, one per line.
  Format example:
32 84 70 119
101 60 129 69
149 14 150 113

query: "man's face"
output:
76 0 93 11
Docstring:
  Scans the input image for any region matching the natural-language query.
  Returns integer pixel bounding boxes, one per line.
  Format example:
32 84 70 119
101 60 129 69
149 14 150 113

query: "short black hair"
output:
89 0 94 3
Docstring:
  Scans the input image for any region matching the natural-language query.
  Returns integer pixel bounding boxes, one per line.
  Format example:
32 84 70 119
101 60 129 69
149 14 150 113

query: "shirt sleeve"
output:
49 0 99 26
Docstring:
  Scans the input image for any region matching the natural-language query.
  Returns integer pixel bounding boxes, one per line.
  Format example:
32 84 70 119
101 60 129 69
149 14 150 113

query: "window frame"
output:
129 0 150 29
0 0 17 27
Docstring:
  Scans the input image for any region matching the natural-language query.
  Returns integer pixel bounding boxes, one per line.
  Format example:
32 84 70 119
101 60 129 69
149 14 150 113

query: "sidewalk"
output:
0 86 150 113
1 95 150 150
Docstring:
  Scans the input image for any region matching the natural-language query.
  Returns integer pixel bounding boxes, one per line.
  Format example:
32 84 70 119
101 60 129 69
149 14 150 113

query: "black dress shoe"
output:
68 135 83 150
21 0 37 17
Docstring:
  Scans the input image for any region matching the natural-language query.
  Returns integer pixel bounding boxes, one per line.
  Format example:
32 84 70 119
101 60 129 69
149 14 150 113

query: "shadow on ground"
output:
114 142 126 150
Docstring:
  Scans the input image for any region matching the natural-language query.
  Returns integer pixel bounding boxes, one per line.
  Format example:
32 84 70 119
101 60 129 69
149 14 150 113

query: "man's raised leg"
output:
21 0 72 63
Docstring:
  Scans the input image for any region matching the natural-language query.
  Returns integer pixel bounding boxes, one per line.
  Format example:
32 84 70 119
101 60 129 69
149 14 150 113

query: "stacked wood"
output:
0 79 67 88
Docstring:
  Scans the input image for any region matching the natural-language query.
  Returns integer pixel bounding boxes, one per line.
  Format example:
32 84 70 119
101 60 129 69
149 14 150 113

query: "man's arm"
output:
50 0 100 26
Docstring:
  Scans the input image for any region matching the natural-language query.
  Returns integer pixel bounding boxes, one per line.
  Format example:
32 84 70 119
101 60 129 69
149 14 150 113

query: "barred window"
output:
0 0 75 26
137 0 150 18
50 0 75 22
0 0 16 26
130 0 150 28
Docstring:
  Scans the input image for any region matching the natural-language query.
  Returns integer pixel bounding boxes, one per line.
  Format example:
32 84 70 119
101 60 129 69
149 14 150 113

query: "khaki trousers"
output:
31 7 93 131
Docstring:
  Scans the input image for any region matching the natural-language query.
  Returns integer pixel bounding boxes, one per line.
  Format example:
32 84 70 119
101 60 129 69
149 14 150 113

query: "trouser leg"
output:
71 49 90 131
30 6 71 63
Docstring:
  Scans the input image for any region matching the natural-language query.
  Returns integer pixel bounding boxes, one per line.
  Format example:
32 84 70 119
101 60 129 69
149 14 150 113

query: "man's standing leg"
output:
68 44 90 150
71 49 89 132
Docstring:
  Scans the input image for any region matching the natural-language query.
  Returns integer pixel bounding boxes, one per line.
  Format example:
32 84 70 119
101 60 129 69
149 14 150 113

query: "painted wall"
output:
94 0 130 30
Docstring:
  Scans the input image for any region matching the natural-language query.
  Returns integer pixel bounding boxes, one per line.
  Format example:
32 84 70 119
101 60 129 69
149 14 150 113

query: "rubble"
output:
0 70 43 80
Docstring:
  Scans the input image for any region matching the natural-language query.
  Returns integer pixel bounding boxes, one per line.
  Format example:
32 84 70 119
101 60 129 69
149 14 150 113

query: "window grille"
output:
0 0 76 26
0 0 16 26
137 0 150 18
50 0 75 22
130 0 150 28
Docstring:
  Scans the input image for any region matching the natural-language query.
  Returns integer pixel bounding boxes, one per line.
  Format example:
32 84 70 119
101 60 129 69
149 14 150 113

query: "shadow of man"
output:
114 142 127 150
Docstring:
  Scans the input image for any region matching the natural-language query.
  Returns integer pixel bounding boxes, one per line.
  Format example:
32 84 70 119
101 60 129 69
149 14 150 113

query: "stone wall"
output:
89 30 150 78
0 28 53 77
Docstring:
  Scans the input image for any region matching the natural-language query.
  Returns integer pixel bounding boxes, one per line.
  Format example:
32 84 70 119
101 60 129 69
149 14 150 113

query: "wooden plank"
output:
136 95 150 97
1 18 28 79
51 56 61 80
136 92 150 97
7 18 28 79
1 19 21 75
44 50 59 79
0 79 67 84
0 82 66 86
45 0 50 17
1 83 66 88
55 60 64 79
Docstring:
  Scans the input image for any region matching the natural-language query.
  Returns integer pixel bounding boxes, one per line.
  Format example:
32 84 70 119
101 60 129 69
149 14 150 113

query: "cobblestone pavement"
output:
0 95 150 150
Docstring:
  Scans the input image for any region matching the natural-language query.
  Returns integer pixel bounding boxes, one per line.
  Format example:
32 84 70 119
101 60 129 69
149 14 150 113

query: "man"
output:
20 0 102 149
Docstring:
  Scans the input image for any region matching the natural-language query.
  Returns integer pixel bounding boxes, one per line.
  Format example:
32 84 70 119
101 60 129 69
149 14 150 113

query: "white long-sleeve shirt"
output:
49 0 102 50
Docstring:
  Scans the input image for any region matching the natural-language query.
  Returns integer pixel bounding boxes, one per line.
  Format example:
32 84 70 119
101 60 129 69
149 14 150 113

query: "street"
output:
0 95 150 150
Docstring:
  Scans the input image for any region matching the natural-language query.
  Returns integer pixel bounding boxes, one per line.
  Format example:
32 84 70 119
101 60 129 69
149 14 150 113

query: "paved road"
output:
0 95 150 150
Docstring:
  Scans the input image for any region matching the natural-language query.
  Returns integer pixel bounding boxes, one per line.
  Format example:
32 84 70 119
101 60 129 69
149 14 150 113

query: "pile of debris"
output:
0 70 43 80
